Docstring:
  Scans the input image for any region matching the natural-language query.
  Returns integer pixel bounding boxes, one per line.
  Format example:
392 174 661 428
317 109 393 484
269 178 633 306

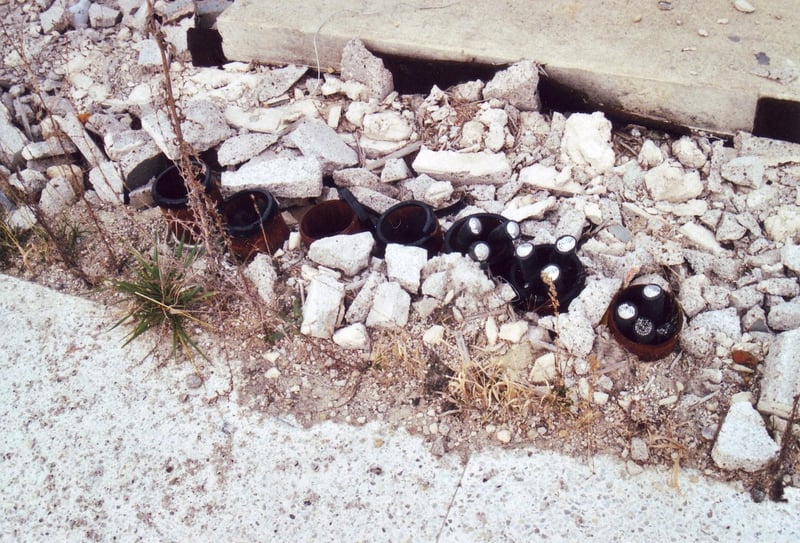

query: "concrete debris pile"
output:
1 1 800 477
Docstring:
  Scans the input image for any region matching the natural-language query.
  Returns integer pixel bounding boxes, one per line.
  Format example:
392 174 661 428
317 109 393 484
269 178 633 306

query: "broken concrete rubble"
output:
712 400 780 473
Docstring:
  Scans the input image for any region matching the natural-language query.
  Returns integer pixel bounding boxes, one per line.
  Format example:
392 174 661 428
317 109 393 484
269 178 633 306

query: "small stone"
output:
217 133 279 166
498 320 528 343
529 352 557 383
679 275 709 318
690 307 742 342
485 317 498 346
644 162 703 202
245 254 278 306
756 278 799 298
560 112 616 176
385 244 428 293
345 271 383 324
88 3 120 28
300 275 345 339
88 162 125 204
758 328 800 419
137 39 162 66
671 137 707 168
767 302 800 331
366 281 410 329
423 325 445 346
333 323 370 350
380 158 412 183
221 155 322 198
630 437 650 462
501 195 558 222
721 156 764 188
781 243 800 273
496 428 513 444
715 212 747 241
308 232 374 277
638 139 663 168
39 176 78 217
733 0 756 14
265 367 281 379
341 39 394 101
482 60 540 111
286 119 358 174
765 206 800 241
363 111 412 142
186 373 203 389
679 222 725 255
412 147 512 185
712 401 778 472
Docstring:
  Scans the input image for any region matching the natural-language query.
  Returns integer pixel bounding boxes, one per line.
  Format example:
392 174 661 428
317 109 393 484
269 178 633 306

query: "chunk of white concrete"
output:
8 169 47 196
88 162 125 204
221 155 322 198
217 133 279 166
412 147 512 185
21 138 77 161
764 206 800 242
518 164 583 195
366 281 410 329
345 271 384 324
721 156 764 188
224 101 320 133
141 101 233 159
482 60 540 111
767 302 800 332
690 307 742 342
671 136 707 169
498 321 529 343
568 276 622 326
712 401 779 472
39 176 78 218
380 158 412 183
40 2 70 33
333 323 370 350
501 195 557 222
340 39 394 101
285 119 358 173
637 139 663 168
363 111 412 142
679 222 725 255
645 162 703 203
0 104 28 167
758 328 800 420
385 244 428 293
89 3 121 28
244 253 278 306
781 243 800 273
308 232 375 277
529 352 558 383
300 274 345 339
560 112 615 176
53 113 106 167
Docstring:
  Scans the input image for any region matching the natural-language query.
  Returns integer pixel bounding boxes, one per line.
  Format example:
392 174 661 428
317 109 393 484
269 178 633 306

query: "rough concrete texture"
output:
712 400 780 472
217 0 800 135
758 328 800 420
2 273 798 541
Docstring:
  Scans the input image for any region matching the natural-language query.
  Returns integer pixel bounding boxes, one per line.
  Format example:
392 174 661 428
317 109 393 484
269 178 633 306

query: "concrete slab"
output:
1 273 799 541
217 0 800 135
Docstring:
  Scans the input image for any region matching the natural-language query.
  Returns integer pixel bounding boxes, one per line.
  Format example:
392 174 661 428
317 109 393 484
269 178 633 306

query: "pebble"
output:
496 428 513 444
186 373 203 389
733 0 756 14
630 437 650 462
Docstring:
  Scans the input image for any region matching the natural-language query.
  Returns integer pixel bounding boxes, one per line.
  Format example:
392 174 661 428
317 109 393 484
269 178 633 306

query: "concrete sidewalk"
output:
1 273 798 542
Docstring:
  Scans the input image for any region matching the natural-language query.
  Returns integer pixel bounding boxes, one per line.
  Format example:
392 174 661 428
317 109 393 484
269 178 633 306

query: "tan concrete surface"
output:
217 0 799 134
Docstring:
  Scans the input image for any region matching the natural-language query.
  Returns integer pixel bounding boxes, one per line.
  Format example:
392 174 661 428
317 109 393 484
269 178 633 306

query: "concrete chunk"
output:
333 323 370 350
217 133 279 166
645 162 703 203
560 112 615 176
308 232 375 277
758 328 800 420
88 162 125 205
244 254 278 307
712 401 779 472
721 156 764 188
345 271 384 324
412 147 511 185
341 39 394 101
482 60 540 111
221 155 322 198
89 3 121 28
0 104 28 167
21 138 78 161
285 119 358 174
141 101 233 159
53 114 106 168
300 275 345 339
39 176 79 218
385 244 428 293
366 281 410 329
767 302 800 332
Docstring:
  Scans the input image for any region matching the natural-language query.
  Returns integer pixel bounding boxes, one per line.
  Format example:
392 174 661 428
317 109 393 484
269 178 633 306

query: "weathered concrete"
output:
218 0 800 135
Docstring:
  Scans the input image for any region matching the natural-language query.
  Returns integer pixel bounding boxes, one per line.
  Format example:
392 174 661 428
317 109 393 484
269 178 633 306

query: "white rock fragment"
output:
221 155 322 198
88 3 120 28
142 101 233 159
569 276 622 326
224 101 319 133
496 428 513 444
0 103 28 166
482 60 540 111
721 156 764 188
258 65 308 101
333 323 370 350
529 352 558 383
39 176 78 217
518 164 583 195
498 321 528 343
363 111 412 142
644 162 703 202
265 367 281 379
560 112 616 176
423 325 445 346
385 244 428 293
244 254 278 306
286 119 358 173
341 39 394 101
671 137 707 169
21 137 78 161
8 169 47 196
53 113 106 167
301 275 345 339
366 281 410 328
380 158 412 183
88 162 125 204
733 0 756 14
630 437 650 462
345 271 384 324
40 2 69 33
679 222 725 255
715 212 747 241
217 133 279 166
137 39 162 66
412 147 511 185
501 195 557 222
637 139 663 168
767 302 800 331
692 307 743 341
712 401 779 472
764 206 800 241
485 316 498 346
758 328 800 419
781 243 800 273
308 232 374 277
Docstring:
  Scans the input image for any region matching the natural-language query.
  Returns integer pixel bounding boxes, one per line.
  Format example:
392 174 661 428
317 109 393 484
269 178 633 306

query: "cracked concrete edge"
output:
0 273 798 541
